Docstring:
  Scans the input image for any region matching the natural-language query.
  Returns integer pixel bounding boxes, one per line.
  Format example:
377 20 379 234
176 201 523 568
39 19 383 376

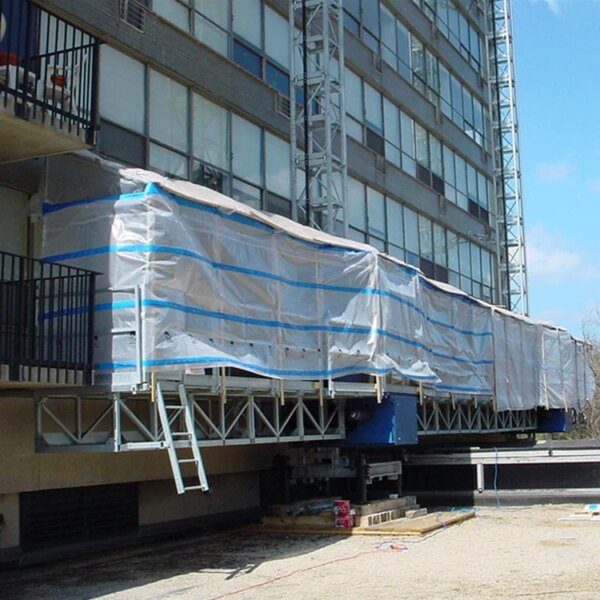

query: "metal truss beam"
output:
290 0 348 235
35 378 346 452
417 398 537 435
488 0 528 314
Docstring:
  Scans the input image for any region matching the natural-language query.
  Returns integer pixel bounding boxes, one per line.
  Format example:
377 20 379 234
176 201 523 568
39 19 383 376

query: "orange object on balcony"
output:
0 52 20 66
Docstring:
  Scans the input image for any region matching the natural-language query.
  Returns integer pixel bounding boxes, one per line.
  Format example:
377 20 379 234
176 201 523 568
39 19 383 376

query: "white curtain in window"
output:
100 46 145 134
149 70 189 152
193 93 228 170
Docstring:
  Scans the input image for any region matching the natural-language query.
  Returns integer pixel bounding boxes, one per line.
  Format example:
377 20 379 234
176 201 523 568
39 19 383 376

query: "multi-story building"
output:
0 0 563 563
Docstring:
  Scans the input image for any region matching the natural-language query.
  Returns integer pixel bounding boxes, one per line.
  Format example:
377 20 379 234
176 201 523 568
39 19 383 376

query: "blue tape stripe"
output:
42 191 146 214
43 243 492 338
433 383 494 394
94 298 493 367
95 356 451 386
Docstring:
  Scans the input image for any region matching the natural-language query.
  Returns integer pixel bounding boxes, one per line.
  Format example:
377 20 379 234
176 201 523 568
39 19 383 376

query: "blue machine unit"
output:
536 408 573 433
344 393 419 446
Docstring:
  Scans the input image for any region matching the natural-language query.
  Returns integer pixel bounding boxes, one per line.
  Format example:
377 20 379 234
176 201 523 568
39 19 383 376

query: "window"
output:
153 0 190 32
383 98 400 166
232 0 261 48
99 47 145 134
386 198 404 248
234 40 261 77
194 0 229 56
348 177 366 232
149 143 189 179
265 133 291 198
367 187 386 239
149 69 189 152
193 93 228 170
265 6 289 69
232 115 262 185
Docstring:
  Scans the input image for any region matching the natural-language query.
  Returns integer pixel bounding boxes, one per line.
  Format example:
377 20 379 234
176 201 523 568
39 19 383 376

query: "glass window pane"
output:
482 249 492 286
467 163 478 200
381 5 396 53
265 133 290 198
100 46 145 134
266 63 289 95
383 98 399 147
265 6 289 68
232 0 262 47
154 0 190 32
448 232 459 271
430 136 442 176
443 145 455 186
345 69 363 121
364 83 382 133
363 0 380 34
194 13 228 56
386 198 404 247
149 143 189 179
367 187 385 237
418 215 433 260
433 223 446 267
196 0 228 28
233 178 262 210
397 21 411 80
471 244 482 283
232 115 262 185
459 237 471 277
193 92 227 169
234 40 262 77
383 98 400 165
149 69 189 151
404 207 419 254
415 123 428 167
348 177 366 231
478 172 489 208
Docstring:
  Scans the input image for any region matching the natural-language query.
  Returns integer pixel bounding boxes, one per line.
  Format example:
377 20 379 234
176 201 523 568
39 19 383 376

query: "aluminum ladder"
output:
155 382 209 494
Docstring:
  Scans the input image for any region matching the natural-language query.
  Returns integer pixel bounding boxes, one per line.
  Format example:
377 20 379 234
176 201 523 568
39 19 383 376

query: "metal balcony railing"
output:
0 251 95 385
0 0 98 142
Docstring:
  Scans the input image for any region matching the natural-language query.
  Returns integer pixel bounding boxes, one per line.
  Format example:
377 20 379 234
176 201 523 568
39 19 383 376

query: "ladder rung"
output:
184 485 206 491
172 431 192 436
178 458 198 464
165 405 183 409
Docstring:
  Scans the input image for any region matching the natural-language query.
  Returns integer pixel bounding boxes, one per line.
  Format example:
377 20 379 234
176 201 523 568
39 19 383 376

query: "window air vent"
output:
119 0 146 32
275 92 291 119
375 153 386 173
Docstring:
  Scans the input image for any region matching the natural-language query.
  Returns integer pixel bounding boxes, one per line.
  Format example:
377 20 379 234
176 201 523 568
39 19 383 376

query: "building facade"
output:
0 0 531 561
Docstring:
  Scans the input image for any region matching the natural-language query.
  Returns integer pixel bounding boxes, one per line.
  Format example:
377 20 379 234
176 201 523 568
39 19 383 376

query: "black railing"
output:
0 251 95 385
0 0 98 142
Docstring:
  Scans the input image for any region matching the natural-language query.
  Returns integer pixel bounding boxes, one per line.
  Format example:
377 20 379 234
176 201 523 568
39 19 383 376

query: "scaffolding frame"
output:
417 398 537 436
290 0 348 235
488 0 528 314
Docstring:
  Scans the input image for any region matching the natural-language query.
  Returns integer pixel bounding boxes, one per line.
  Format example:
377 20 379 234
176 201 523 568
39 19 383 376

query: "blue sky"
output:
513 0 600 337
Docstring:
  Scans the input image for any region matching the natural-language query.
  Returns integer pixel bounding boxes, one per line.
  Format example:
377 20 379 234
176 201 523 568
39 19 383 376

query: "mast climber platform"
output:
31 1 586 494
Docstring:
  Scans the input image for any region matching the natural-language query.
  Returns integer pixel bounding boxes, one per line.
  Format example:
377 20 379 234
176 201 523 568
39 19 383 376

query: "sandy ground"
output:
5 504 600 600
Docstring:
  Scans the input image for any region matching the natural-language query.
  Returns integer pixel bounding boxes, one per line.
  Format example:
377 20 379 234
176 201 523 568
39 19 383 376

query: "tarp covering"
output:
40 157 594 412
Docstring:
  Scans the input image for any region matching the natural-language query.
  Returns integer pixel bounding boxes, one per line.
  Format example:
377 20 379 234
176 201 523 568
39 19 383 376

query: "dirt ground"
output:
5 504 600 600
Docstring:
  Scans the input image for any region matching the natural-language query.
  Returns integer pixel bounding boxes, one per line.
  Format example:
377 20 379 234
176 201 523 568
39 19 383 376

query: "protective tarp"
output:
40 156 594 411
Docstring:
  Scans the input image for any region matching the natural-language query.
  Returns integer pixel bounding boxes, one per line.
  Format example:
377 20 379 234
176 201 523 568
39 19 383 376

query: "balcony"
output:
0 250 95 386
0 0 98 163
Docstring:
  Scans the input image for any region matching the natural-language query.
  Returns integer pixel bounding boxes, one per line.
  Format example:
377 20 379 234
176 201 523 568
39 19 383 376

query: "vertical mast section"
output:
290 0 348 236
488 0 528 314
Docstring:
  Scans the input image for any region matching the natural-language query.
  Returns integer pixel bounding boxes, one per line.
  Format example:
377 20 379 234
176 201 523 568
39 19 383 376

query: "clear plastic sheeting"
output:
40 157 595 412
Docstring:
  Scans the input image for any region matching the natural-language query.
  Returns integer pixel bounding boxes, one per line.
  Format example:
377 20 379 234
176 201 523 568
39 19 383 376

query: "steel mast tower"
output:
289 0 348 236
488 0 529 314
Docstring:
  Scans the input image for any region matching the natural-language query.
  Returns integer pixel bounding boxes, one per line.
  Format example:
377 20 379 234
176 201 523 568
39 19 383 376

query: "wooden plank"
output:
371 510 475 534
